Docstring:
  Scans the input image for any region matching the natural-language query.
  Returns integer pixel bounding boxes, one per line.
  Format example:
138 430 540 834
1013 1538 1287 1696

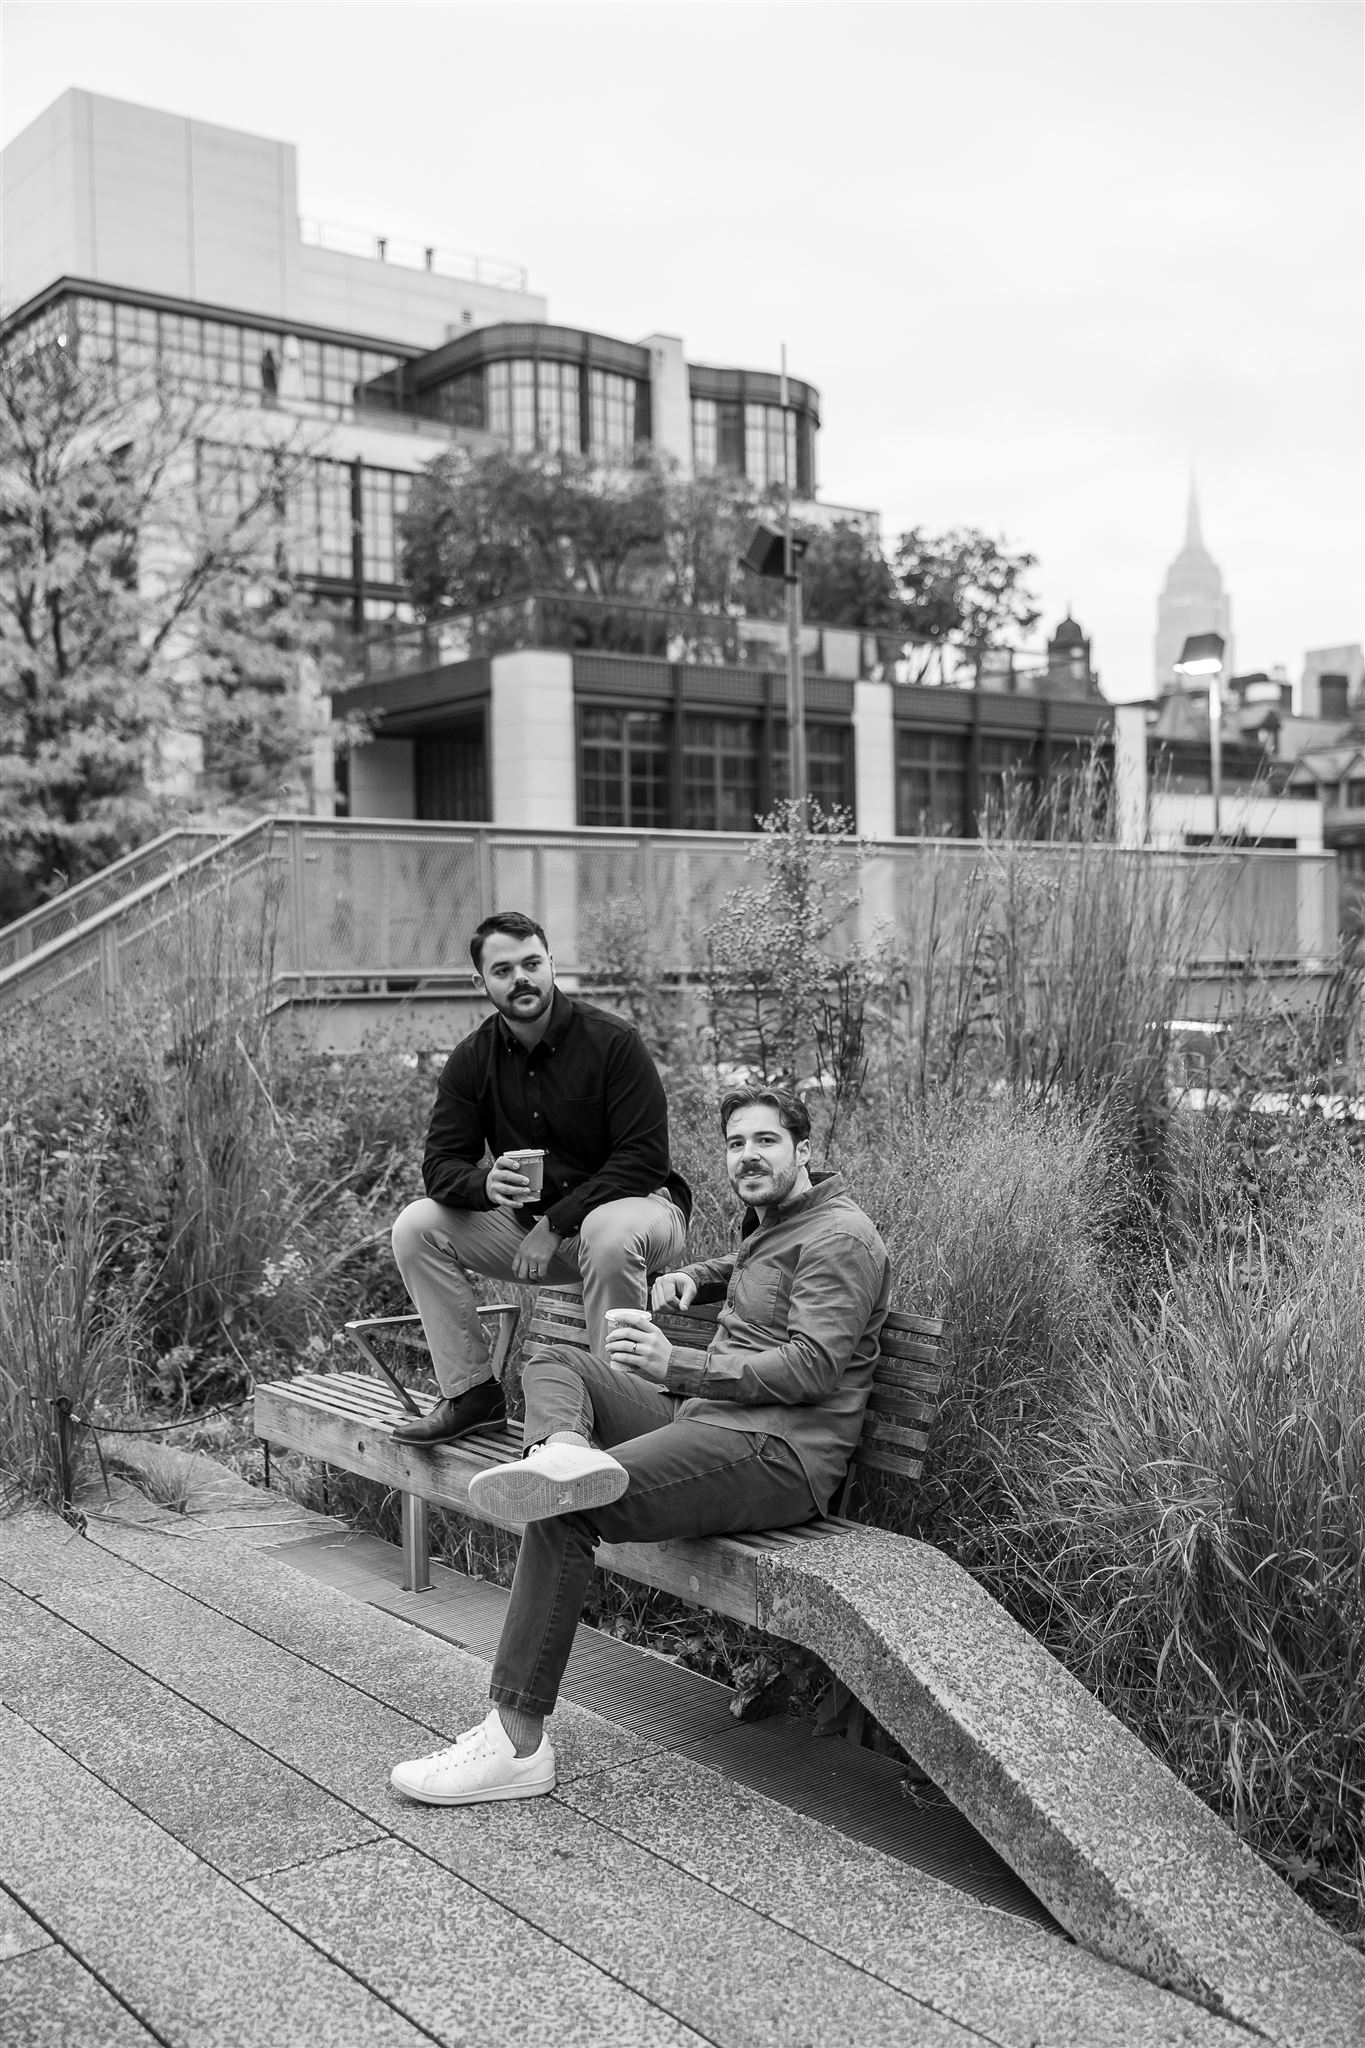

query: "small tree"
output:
702 801 864 1090
0 334 330 916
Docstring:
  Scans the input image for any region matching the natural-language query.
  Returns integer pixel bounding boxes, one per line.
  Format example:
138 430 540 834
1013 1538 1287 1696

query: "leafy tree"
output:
401 447 674 613
0 333 329 916
398 447 1045 687
892 526 1041 682
792 517 903 632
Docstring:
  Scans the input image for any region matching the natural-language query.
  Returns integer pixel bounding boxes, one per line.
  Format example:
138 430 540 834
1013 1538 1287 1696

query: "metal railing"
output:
297 218 529 292
0 819 1341 1026
348 593 902 688
0 827 229 973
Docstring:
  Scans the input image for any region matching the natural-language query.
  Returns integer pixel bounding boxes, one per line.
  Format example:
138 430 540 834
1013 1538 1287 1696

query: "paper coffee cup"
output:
604 1306 652 1371
510 1149 545 1199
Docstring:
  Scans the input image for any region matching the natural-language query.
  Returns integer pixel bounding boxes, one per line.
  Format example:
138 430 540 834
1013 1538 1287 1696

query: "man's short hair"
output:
469 911 550 973
719 1083 811 1144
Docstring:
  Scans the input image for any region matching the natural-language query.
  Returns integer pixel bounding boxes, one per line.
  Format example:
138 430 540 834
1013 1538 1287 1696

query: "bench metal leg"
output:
401 1493 431 1594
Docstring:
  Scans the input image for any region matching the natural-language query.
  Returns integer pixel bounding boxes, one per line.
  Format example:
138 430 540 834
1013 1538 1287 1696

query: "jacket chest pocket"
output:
730 1248 798 1332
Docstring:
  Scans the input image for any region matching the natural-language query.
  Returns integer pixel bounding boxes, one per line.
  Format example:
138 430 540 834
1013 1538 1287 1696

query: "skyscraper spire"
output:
1155 477 1232 689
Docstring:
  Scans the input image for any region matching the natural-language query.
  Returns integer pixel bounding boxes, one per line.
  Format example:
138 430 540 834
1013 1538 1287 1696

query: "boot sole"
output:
391 1768 556 1806
468 1460 629 1526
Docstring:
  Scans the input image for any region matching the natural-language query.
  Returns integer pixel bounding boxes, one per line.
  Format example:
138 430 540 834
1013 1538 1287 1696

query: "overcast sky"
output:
4 0 1362 700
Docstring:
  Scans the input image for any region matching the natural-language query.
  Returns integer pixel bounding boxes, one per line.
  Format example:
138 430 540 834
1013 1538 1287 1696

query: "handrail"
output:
0 818 275 994
0 826 228 971
0 817 1342 1027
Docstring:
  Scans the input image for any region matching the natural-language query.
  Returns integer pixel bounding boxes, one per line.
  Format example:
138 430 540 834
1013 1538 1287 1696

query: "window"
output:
684 715 761 833
895 731 970 836
289 457 353 580
417 720 488 821
361 469 412 584
52 295 404 414
1345 778 1365 809
767 722 854 819
485 358 584 453
691 397 717 473
589 370 639 456
744 404 798 492
978 735 1039 821
579 709 671 827
434 370 485 429
537 360 581 453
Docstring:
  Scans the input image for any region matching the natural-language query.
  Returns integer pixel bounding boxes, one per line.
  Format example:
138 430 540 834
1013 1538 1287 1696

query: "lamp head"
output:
1174 632 1226 678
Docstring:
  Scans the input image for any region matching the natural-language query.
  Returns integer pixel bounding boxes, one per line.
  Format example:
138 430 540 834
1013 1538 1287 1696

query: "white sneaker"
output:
467 1440 629 1527
390 1709 555 1805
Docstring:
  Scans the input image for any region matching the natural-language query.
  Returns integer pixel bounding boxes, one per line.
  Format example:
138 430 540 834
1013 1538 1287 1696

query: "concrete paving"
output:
0 1474 1356 2048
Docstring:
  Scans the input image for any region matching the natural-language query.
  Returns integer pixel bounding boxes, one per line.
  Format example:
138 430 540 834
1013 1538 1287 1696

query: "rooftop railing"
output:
346 593 904 688
297 219 529 293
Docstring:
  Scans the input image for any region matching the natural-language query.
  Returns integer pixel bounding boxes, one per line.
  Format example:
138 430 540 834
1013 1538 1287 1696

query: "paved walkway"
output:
0 1463 1304 2046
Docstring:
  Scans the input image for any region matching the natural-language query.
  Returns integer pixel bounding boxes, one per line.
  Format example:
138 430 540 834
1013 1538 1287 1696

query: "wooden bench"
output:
253 1286 944 1656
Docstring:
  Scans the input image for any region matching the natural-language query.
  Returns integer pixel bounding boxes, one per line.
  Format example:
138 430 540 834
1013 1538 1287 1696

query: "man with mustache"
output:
390 1083 890 1803
390 910 691 1444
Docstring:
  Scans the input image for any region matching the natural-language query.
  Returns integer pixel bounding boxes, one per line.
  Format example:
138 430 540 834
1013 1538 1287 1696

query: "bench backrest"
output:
528 1287 944 1511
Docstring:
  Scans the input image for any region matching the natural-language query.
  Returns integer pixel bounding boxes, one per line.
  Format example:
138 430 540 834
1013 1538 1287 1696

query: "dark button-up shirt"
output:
421 988 691 1238
662 1172 890 1514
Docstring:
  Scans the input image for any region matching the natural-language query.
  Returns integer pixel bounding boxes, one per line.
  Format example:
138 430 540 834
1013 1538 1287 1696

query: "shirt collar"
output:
497 984 574 1056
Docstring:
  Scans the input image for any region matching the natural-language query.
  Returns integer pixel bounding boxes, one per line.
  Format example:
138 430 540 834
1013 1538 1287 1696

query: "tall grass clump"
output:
0 1134 140 1511
832 1097 1123 1550
872 762 1207 1190
0 857 435 1421
992 1162 1365 1922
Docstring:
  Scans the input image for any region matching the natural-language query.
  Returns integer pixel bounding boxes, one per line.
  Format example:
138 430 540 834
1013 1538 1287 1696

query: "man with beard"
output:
390 910 691 1445
389 1083 890 1804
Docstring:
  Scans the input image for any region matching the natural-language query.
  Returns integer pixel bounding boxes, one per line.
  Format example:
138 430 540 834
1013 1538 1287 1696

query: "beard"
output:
729 1156 803 1208
494 981 552 1022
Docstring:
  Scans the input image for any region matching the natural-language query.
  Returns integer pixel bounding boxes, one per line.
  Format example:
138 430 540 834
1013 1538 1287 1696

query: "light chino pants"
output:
390 1193 687 1397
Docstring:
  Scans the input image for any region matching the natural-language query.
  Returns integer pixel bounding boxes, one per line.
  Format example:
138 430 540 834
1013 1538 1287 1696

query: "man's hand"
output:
650 1271 698 1313
605 1318 672 1383
512 1217 563 1283
486 1155 533 1208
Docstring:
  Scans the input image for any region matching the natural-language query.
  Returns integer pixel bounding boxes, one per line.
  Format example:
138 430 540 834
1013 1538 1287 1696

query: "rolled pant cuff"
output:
489 1684 556 1717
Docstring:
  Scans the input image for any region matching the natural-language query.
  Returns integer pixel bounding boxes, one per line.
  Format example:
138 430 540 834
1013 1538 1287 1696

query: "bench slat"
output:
876 1337 945 1369
866 1388 938 1426
850 1442 925 1480
862 1417 930 1455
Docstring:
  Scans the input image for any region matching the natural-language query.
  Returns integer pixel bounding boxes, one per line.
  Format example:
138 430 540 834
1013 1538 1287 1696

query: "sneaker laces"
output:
413 1720 497 1769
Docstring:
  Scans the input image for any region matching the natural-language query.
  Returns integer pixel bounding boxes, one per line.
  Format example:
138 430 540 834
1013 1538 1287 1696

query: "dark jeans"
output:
489 1344 818 1717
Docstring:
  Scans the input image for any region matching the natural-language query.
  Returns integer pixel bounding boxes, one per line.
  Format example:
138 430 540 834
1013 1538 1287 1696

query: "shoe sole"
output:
468 1460 629 1527
390 1769 556 1806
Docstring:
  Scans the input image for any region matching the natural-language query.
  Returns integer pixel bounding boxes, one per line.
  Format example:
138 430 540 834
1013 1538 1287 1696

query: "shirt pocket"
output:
731 1246 799 1333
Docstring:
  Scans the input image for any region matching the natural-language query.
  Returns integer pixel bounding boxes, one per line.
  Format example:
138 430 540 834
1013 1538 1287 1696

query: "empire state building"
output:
1154 482 1234 691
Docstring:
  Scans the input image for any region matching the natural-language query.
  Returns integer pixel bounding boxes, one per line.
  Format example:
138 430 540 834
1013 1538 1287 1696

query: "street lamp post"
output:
740 350 809 825
1174 632 1227 842
779 346 807 823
